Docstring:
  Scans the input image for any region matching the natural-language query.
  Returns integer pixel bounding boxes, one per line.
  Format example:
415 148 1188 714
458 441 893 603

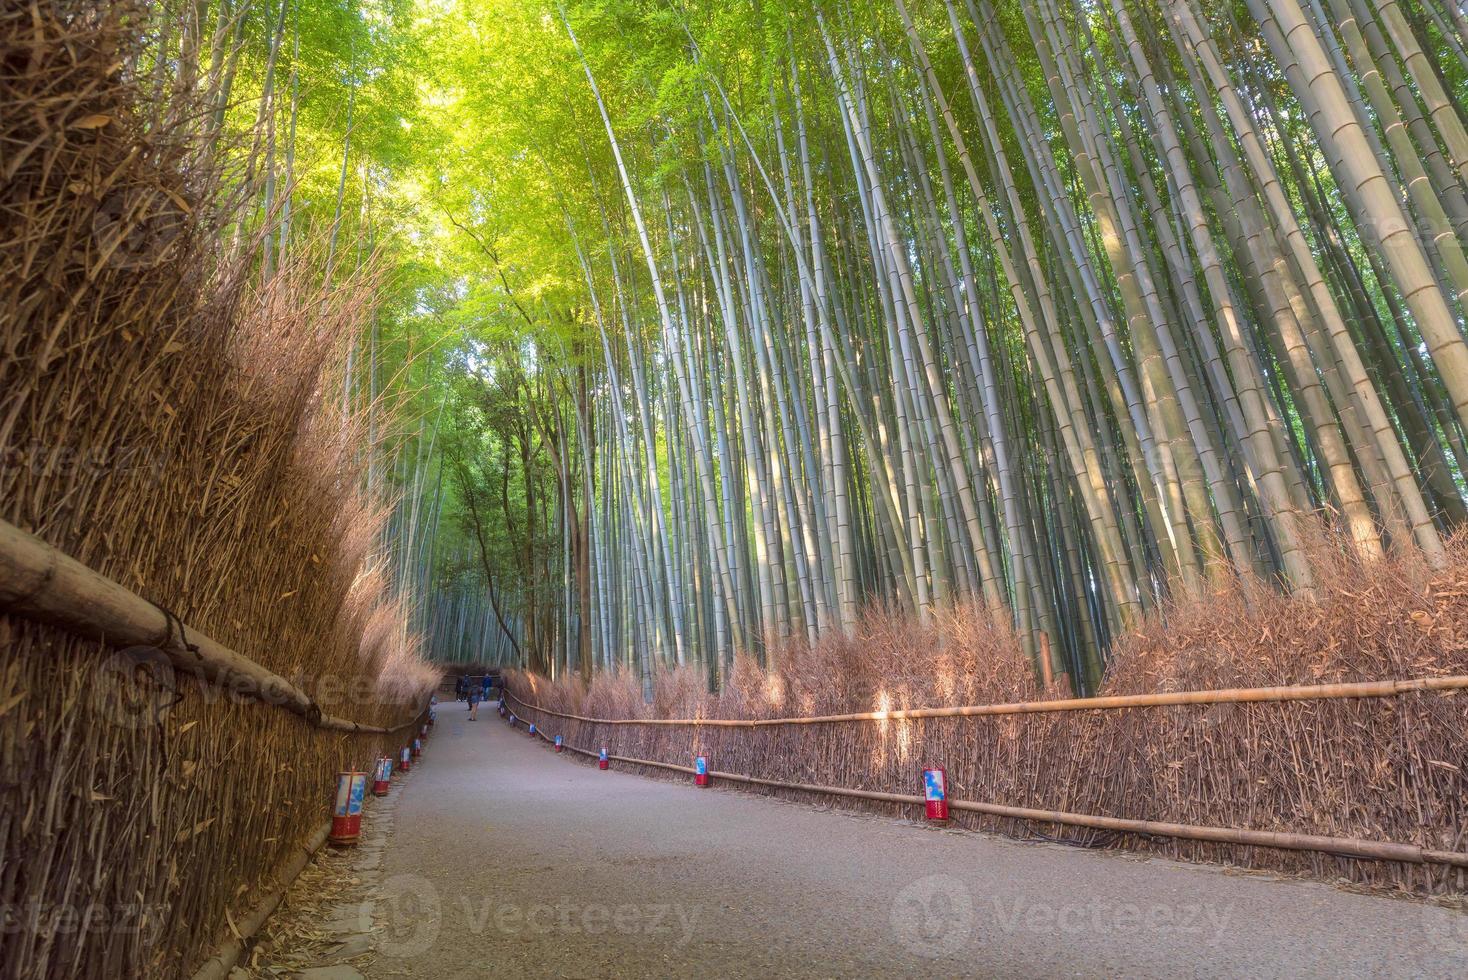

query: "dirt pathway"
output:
321 698 1468 978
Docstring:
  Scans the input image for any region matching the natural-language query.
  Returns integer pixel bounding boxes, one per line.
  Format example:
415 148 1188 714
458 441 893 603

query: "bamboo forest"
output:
240 0 1468 692
9 0 1468 976
17 0 1468 689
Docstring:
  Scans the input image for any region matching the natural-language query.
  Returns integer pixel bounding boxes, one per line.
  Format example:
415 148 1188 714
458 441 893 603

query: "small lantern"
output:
420 723 429 739
329 771 369 845
411 737 422 760
923 767 949 822
598 747 609 770
554 734 564 753
694 756 709 787
528 723 536 737
400 745 411 772
428 708 436 727
372 757 391 797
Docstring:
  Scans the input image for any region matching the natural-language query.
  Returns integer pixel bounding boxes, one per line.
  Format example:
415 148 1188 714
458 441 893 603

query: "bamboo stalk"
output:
0 518 420 734
510 715 1468 869
503 674 1468 727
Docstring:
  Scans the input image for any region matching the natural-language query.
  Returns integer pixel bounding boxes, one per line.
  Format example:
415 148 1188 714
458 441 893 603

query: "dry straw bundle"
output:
1 4 434 977
507 535 1468 896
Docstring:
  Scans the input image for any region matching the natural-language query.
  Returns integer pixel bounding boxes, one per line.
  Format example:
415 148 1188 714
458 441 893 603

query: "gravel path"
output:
363 698 1466 979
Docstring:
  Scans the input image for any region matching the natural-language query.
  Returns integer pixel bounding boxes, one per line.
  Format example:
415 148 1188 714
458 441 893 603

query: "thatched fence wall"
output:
0 4 436 977
503 541 1468 897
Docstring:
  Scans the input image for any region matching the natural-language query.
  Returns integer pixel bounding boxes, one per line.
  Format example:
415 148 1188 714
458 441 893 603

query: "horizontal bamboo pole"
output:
0 516 419 734
505 713 1468 869
504 671 1468 727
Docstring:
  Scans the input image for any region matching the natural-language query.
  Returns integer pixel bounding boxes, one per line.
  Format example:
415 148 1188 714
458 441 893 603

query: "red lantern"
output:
598 747 609 770
329 771 368 845
372 757 391 796
411 737 422 760
923 767 949 822
554 735 564 753
694 756 709 787
528 723 537 738
400 745 411 772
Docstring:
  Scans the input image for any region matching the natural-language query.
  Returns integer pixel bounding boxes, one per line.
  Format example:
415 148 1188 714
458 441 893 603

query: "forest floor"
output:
251 698 1467 979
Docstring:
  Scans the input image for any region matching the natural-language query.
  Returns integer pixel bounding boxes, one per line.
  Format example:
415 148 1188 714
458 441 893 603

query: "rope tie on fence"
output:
150 597 201 663
146 601 194 771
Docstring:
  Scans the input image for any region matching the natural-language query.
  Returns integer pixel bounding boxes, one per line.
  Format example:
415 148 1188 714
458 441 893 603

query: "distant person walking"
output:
482 674 493 700
455 676 467 702
468 687 480 721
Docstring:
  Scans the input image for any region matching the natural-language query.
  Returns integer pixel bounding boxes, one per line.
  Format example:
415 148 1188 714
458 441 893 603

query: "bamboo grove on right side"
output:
379 0 1468 691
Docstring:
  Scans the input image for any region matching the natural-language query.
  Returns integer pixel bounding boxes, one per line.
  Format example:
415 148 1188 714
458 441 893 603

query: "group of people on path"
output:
455 673 495 720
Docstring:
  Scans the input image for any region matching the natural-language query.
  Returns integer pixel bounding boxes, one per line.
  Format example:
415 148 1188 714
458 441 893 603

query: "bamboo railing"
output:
502 673 1468 727
507 705 1468 869
0 516 421 734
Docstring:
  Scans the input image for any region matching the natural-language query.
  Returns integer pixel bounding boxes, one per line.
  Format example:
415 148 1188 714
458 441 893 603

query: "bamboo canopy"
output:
382 0 1468 694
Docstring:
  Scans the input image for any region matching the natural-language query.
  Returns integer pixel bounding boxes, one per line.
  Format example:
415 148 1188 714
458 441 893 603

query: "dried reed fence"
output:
1 4 436 978
504 537 1468 896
